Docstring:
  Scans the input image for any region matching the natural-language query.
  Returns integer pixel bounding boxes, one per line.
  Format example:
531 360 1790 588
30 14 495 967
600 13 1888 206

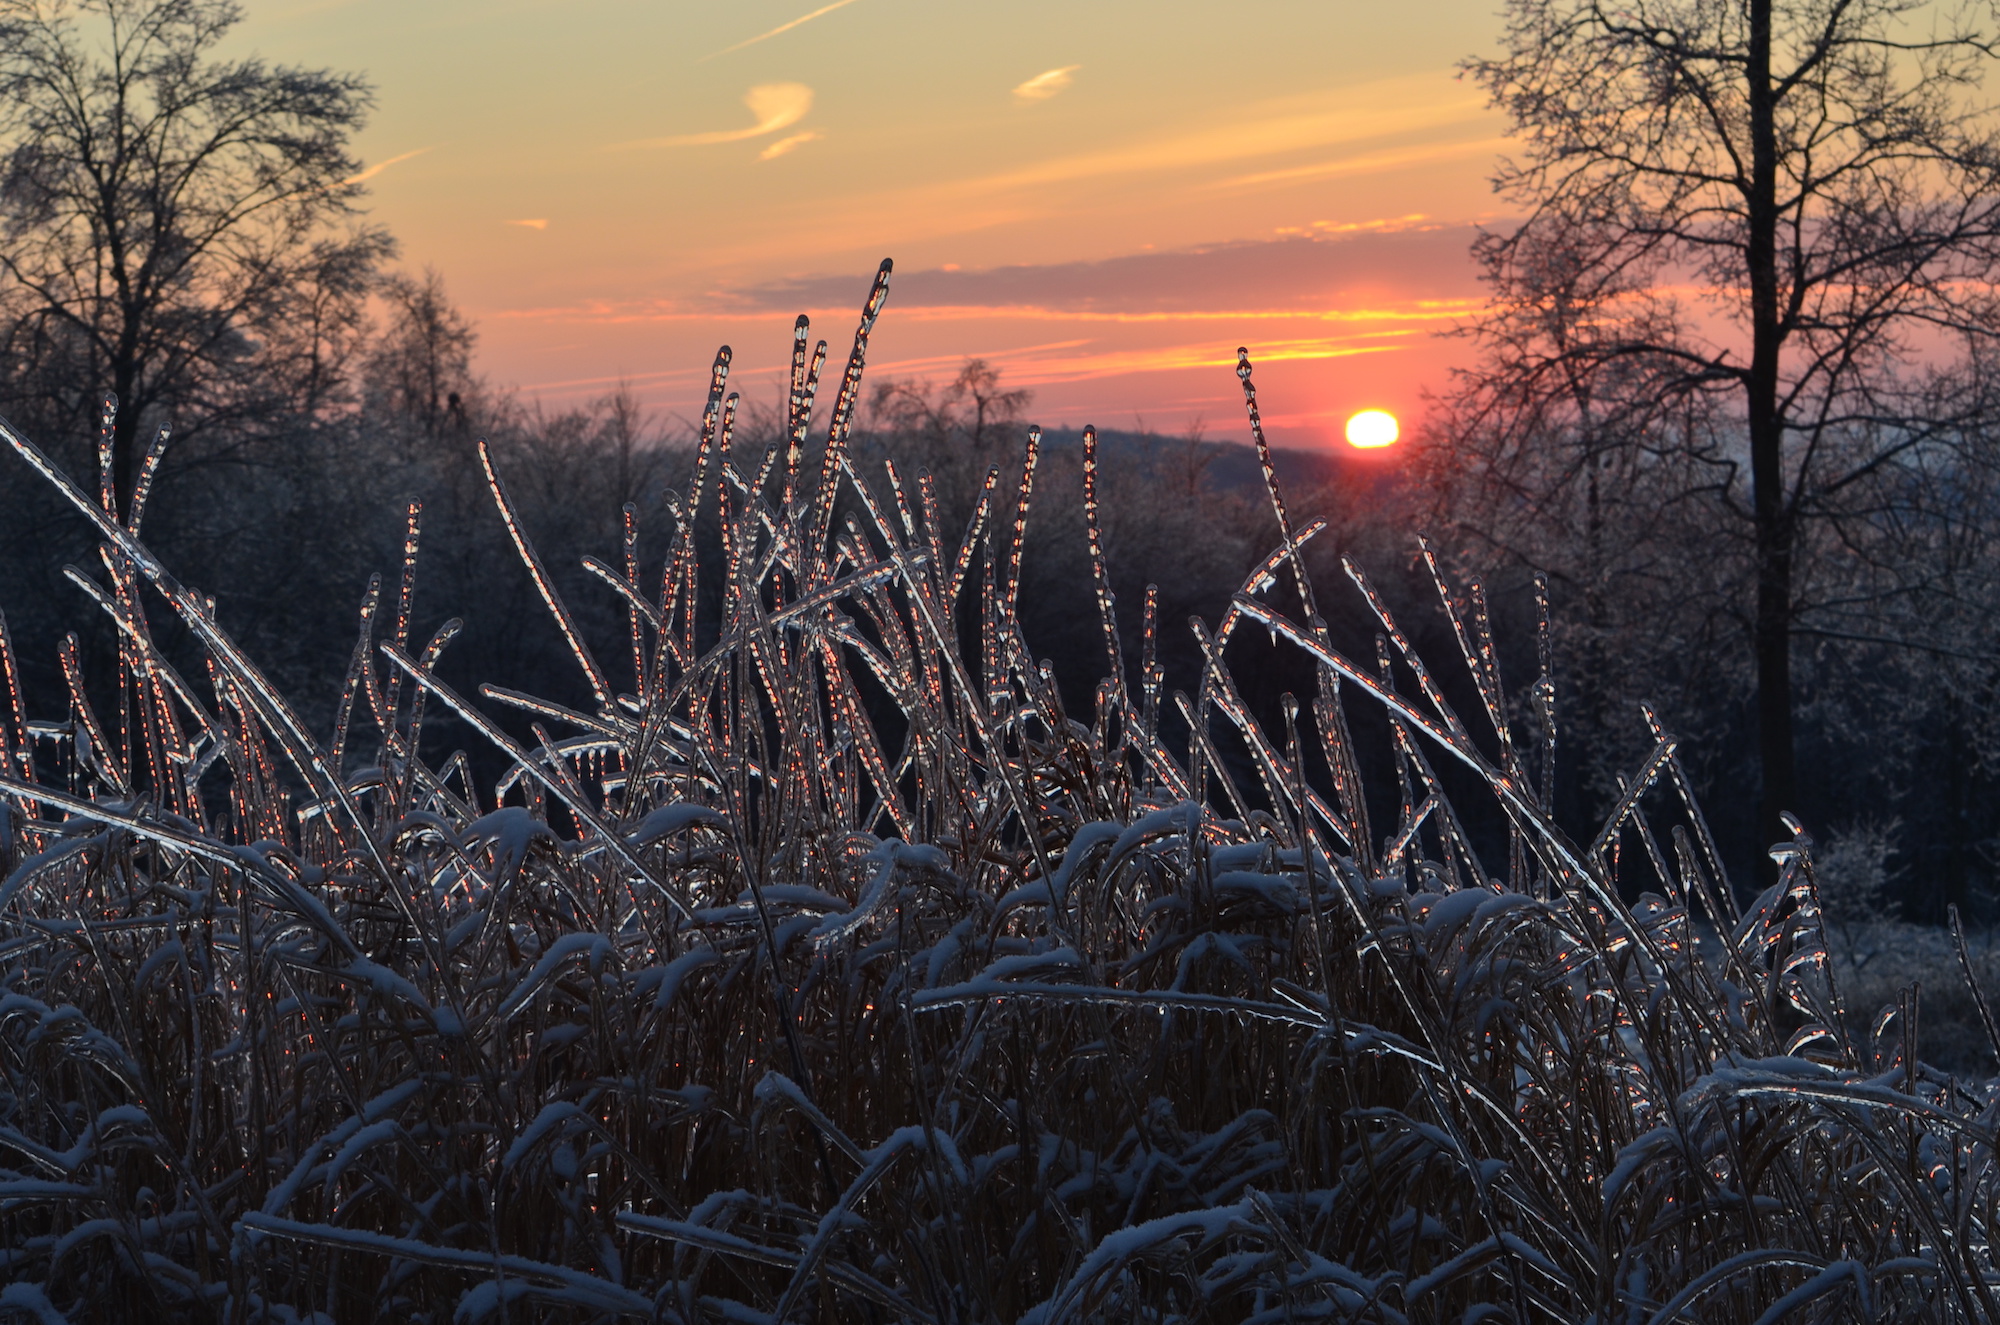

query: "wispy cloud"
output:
705 0 862 59
578 73 1500 278
958 83 1492 195
511 336 1392 398
872 304 1472 327
516 339 1095 394
760 129 823 160
608 83 814 150
1220 137 1509 191
717 227 1486 315
506 218 549 230
491 299 1476 328
1273 214 1435 237
1013 65 1079 102
342 145 436 185
487 230 1484 427
984 336 1407 388
839 336 1409 391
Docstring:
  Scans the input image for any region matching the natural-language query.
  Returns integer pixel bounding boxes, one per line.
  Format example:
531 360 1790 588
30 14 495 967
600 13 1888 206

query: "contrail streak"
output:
705 0 862 60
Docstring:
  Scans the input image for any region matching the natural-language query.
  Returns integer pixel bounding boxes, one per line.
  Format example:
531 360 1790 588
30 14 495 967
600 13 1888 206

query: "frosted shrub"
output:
3 262 1999 1322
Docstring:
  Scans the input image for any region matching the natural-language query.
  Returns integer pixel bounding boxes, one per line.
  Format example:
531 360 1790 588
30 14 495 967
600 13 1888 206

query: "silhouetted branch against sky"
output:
1452 0 2000 851
0 0 388 515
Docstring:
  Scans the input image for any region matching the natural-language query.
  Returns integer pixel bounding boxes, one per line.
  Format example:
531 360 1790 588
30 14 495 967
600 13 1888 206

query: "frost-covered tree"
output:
0 0 390 517
1448 0 2000 848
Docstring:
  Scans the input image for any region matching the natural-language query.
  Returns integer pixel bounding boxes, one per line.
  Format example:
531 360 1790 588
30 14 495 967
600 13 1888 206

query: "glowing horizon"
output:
230 0 1508 448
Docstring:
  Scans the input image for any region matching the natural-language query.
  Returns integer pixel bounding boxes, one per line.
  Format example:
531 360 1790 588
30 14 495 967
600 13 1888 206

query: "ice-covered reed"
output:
1 260 1996 1322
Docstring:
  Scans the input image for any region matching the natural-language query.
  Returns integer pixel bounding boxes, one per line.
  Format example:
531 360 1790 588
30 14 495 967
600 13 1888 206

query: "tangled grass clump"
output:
3 261 2000 1322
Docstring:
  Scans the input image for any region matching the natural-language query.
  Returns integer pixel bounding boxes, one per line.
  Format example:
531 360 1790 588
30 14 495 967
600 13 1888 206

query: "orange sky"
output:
233 0 1511 448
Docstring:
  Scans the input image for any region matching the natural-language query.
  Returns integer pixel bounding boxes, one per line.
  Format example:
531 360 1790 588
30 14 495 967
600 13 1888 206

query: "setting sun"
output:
1344 408 1400 448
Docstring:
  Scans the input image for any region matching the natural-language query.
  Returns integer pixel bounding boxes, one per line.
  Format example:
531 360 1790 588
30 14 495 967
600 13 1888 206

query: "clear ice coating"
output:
0 262 1987 1322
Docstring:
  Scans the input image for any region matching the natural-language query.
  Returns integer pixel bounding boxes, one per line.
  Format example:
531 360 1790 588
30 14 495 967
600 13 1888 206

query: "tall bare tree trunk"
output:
1746 0 1800 859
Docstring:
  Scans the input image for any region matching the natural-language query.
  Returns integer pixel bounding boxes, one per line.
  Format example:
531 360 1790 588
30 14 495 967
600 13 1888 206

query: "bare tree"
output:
870 358 1032 452
363 267 477 444
0 0 390 516
866 357 1035 524
1451 0 2000 847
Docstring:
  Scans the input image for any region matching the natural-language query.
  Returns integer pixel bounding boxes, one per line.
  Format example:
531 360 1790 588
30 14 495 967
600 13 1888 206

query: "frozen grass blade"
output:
477 441 612 714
